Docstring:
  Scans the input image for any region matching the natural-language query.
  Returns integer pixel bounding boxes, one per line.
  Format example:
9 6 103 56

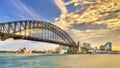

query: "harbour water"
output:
0 53 120 68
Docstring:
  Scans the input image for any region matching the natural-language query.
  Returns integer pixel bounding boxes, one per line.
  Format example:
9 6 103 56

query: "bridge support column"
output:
71 41 81 54
0 36 2 41
0 35 4 41
0 35 8 41
71 47 79 54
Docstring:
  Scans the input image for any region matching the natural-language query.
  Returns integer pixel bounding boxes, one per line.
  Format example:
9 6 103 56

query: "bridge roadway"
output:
0 32 78 47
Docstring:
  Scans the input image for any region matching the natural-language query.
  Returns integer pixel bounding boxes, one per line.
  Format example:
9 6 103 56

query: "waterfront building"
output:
82 42 91 49
94 46 98 52
16 47 32 54
104 42 112 51
99 42 112 51
81 47 89 54
99 45 105 51
47 49 54 53
59 50 67 54
80 42 98 54
77 42 91 54
54 47 60 53
59 45 66 50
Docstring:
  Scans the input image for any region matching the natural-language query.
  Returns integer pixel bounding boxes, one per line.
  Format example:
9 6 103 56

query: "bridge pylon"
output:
71 47 79 54
71 41 81 54
0 35 9 41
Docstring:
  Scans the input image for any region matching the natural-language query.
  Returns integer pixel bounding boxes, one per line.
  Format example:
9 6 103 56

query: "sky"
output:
0 0 120 50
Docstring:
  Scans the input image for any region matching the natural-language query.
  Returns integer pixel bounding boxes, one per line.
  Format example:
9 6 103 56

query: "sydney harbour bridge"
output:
0 20 79 53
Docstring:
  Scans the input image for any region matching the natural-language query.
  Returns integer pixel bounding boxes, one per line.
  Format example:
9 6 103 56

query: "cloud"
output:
53 0 67 14
54 0 120 29
70 27 120 47
7 0 49 21
14 13 26 19
53 0 120 48
0 16 9 19
70 23 107 30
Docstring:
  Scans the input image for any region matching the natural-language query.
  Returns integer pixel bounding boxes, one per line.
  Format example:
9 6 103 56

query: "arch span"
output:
0 20 77 48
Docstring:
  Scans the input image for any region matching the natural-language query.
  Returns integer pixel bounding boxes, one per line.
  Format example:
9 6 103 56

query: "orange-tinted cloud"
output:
54 0 120 49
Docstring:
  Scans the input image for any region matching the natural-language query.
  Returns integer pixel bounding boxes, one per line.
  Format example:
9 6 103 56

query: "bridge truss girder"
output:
0 20 78 51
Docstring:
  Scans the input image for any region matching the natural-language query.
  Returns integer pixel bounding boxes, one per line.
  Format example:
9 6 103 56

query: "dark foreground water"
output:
0 53 120 68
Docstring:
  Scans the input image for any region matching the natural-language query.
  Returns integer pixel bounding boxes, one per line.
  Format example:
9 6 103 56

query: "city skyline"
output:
0 0 120 50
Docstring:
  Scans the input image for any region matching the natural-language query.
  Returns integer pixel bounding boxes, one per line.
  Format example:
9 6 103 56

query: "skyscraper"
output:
104 42 112 51
99 42 112 51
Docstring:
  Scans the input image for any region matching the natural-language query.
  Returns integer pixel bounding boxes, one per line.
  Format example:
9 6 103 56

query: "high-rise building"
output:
104 42 112 51
99 42 112 51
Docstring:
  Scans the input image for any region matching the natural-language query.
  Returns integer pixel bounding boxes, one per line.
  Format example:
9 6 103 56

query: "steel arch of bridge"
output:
0 20 77 47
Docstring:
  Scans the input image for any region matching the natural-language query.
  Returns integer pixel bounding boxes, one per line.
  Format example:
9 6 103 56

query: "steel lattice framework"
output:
0 20 77 47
